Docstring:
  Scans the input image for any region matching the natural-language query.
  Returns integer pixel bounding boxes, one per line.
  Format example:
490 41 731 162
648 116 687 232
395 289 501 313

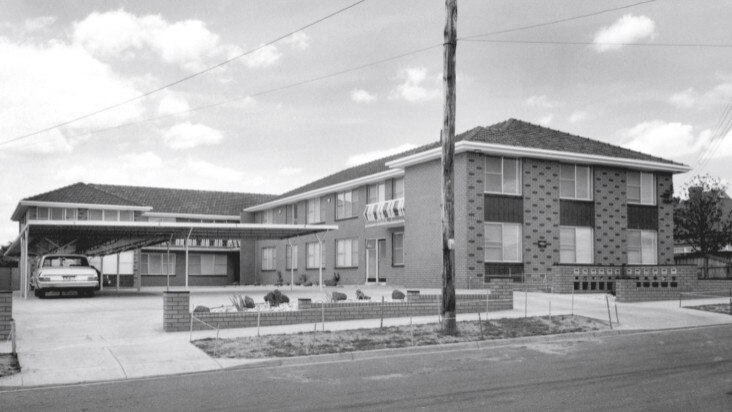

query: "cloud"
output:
73 9 271 72
0 37 143 155
283 32 310 50
24 16 57 32
278 167 302 176
351 89 377 104
346 143 417 166
240 44 281 68
668 81 732 109
593 14 656 52
390 67 440 103
525 95 559 109
569 111 588 124
161 122 224 150
157 95 191 116
538 114 554 126
186 159 262 184
619 120 711 159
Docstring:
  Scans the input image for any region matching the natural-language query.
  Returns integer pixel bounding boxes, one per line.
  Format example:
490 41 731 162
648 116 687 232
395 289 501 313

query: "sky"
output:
0 0 730 243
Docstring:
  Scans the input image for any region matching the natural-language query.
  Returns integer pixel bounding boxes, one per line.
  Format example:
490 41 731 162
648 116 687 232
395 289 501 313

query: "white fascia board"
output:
142 212 241 221
20 200 153 211
244 169 405 212
386 141 691 174
24 220 339 231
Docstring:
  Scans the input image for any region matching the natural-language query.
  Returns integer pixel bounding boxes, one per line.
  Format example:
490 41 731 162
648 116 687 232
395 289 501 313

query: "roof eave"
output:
11 200 154 222
385 141 691 174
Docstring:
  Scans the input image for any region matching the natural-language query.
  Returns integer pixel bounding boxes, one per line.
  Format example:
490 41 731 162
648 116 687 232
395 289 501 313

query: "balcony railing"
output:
364 198 405 225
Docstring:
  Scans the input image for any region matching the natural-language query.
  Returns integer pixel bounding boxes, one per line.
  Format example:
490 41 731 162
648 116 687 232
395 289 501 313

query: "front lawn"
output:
193 315 607 359
686 304 731 316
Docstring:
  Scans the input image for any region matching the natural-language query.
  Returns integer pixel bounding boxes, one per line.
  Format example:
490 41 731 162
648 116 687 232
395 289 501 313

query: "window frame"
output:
335 238 359 268
627 229 658 265
560 164 593 201
306 242 326 269
627 171 656 205
483 222 523 263
286 244 298 270
484 156 521 196
140 252 176 276
367 182 386 204
392 232 405 266
559 226 594 264
393 177 405 199
307 198 321 223
261 247 276 271
335 190 357 220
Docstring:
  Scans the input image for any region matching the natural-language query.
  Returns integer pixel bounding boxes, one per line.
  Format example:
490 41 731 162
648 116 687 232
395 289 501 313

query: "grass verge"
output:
193 315 607 359
686 304 731 316
0 354 20 378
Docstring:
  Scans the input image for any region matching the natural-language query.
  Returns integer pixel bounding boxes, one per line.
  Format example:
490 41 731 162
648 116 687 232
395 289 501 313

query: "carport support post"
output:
316 232 324 291
100 256 104 291
185 228 193 290
287 238 295 292
116 253 120 292
22 227 29 299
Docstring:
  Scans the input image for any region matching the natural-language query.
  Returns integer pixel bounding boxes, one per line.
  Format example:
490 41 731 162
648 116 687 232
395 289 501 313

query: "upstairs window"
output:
627 171 656 205
307 198 321 223
336 190 357 220
560 164 592 200
485 157 521 195
367 182 386 204
262 209 274 224
393 177 405 199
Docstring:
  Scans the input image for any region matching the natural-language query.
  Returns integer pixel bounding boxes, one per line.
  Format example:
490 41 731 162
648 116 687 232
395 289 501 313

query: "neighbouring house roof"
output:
11 183 277 221
247 118 688 211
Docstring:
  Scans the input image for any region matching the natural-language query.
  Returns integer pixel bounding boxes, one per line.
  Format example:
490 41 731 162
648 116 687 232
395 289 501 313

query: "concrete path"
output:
1 287 731 387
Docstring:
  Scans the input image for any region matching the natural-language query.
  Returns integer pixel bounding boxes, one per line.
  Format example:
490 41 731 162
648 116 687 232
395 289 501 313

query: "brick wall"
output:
404 159 443 288
0 291 11 339
522 158 561 275
689 279 732 295
657 173 674 264
593 166 627 266
163 291 191 332
458 152 489 289
614 265 697 302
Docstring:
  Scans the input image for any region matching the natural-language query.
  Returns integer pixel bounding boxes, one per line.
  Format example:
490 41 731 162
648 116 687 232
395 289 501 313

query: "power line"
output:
460 39 732 49
695 97 732 175
461 0 657 40
0 0 367 146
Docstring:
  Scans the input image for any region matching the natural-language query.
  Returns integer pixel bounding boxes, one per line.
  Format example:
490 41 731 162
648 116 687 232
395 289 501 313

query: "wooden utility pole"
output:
441 0 458 335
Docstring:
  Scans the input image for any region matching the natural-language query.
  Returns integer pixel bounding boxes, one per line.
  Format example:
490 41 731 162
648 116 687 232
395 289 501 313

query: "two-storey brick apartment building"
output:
245 119 690 291
9 119 690 292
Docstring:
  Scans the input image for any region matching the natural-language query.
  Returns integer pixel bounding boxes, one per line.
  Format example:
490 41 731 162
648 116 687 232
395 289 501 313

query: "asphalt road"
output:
1 325 731 411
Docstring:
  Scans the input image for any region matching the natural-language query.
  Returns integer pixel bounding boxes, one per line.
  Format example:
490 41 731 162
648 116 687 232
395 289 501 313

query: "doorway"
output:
366 238 387 283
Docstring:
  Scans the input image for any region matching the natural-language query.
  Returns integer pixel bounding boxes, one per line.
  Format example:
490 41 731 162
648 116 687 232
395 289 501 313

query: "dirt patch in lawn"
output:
193 315 607 359
686 304 731 316
0 354 20 378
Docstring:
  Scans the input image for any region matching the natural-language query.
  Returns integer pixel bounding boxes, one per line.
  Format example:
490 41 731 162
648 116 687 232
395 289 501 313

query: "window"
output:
336 239 359 268
262 210 274 224
484 223 522 262
560 164 592 200
307 198 321 223
393 177 405 199
485 157 521 195
560 227 594 263
261 247 276 271
119 210 133 221
189 254 228 275
336 190 358 220
88 209 103 221
51 207 64 220
103 210 118 221
286 244 298 270
367 182 386 204
627 171 656 205
292 204 298 222
140 253 175 275
64 208 77 220
628 230 657 264
306 242 325 269
393 232 404 266
36 207 49 220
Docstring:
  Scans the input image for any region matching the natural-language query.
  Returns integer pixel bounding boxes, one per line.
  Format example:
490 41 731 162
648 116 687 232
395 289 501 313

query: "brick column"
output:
657 173 674 264
486 277 514 310
0 291 12 339
163 291 191 332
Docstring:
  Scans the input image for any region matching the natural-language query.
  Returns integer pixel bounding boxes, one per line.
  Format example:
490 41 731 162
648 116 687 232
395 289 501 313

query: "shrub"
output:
332 291 347 301
304 281 313 287
193 305 210 313
392 290 405 300
244 295 255 309
298 274 308 285
324 272 341 287
356 289 371 300
264 289 290 307
229 295 245 311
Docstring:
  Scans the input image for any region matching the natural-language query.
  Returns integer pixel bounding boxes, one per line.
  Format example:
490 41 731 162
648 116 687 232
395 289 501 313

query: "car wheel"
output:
87 290 95 298
35 289 45 299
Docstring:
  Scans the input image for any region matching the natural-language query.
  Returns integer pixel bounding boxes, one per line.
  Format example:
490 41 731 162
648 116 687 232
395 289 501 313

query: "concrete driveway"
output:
1 286 731 387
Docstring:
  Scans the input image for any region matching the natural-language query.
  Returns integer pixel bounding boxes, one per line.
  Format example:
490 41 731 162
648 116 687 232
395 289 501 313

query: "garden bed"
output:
193 315 607 359
686 304 731 316
0 354 20 378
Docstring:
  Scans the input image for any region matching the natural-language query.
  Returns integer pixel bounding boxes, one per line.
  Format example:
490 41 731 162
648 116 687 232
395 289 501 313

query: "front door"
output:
366 239 387 283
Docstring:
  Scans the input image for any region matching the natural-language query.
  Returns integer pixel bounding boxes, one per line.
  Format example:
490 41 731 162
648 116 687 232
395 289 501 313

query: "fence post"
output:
381 296 384 329
614 303 620 325
189 315 193 342
214 322 220 358
605 295 613 330
679 293 683 308
571 286 574 316
257 306 261 337
11 319 16 355
478 312 484 340
321 301 325 332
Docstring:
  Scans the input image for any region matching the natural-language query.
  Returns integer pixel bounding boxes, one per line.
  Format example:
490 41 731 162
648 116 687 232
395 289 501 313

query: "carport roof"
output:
4 220 337 257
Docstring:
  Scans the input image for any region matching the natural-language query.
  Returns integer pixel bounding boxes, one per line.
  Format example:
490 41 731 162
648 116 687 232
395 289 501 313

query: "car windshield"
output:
43 256 89 268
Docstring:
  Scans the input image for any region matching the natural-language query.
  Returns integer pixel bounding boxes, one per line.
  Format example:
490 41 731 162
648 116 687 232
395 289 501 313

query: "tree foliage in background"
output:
674 175 732 263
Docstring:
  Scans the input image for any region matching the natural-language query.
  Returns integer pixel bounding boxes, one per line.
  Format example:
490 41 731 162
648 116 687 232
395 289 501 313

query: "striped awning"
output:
364 198 405 223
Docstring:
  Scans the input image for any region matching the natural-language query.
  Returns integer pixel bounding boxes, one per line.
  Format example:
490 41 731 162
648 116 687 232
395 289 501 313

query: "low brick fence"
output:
0 291 12 340
164 279 514 332
615 265 698 302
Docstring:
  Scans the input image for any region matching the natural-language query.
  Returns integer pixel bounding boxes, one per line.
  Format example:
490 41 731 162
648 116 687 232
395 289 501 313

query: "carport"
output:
3 220 337 298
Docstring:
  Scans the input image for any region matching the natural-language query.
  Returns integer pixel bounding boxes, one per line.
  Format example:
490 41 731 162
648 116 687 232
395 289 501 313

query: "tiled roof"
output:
90 184 277 215
268 119 681 203
23 183 141 206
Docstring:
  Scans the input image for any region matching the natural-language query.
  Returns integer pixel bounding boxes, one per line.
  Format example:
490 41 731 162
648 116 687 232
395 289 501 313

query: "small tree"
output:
674 175 732 277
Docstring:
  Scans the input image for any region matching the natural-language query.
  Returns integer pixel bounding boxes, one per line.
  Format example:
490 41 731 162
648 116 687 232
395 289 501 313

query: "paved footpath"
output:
1 288 731 387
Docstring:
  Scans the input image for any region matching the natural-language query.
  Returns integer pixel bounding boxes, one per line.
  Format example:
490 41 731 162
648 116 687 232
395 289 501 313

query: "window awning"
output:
3 221 338 257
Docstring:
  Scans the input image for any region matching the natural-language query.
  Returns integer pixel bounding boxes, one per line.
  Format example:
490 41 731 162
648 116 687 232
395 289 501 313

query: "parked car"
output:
30 254 100 298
